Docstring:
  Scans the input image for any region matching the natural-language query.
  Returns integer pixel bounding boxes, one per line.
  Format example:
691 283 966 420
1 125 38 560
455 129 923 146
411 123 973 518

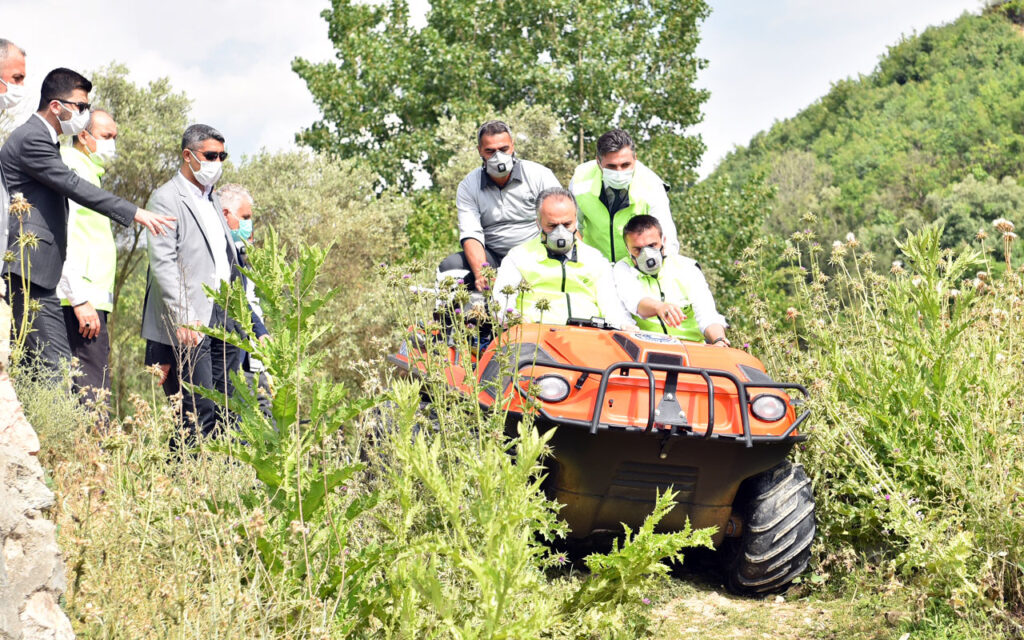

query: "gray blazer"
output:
0 115 135 289
141 173 238 347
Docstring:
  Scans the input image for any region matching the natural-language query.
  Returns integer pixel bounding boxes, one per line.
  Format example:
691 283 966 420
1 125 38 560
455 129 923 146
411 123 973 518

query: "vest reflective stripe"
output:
629 258 704 342
515 240 602 324
571 161 661 263
59 147 117 312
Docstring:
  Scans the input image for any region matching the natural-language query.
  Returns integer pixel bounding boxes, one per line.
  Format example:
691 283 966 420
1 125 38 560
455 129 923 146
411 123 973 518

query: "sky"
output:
2 0 978 176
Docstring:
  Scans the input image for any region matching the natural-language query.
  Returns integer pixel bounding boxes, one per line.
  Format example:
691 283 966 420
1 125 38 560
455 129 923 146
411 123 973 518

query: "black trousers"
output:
437 246 505 291
7 279 72 382
62 306 110 403
146 335 241 448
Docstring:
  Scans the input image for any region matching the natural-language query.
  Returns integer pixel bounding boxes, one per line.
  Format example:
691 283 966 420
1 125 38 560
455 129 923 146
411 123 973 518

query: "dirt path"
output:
649 575 842 640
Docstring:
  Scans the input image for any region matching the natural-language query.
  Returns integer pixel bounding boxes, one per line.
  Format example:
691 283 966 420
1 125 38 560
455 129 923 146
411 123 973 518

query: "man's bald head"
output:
74 108 118 154
0 39 26 88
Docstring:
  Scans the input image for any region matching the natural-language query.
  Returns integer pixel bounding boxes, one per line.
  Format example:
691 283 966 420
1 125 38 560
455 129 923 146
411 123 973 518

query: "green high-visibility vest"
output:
624 255 704 343
59 146 117 312
514 238 603 324
571 160 663 264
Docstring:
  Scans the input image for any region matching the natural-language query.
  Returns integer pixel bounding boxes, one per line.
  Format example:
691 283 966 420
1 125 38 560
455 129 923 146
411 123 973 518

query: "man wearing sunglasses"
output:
0 67 174 380
142 124 252 447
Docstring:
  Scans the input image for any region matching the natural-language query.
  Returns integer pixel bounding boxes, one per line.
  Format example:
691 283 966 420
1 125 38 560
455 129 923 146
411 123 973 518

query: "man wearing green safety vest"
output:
492 187 634 328
569 128 679 265
58 108 119 402
613 214 729 346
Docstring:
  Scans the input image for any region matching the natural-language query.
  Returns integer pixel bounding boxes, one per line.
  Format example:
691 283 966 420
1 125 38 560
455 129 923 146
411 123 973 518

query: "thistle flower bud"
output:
992 218 1016 234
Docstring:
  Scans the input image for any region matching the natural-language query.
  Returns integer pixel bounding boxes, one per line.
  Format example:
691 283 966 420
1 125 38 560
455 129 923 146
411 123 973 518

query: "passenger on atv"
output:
614 214 730 346
491 186 635 329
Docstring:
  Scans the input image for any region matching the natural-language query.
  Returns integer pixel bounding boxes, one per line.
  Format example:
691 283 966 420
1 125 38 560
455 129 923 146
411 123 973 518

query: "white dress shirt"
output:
175 171 231 286
613 254 727 333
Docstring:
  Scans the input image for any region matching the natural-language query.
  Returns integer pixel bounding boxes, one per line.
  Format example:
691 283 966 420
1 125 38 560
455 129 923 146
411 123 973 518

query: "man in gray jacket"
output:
142 124 242 445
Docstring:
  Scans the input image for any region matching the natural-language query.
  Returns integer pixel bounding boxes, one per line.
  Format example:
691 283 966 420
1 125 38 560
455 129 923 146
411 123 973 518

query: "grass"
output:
13 223 1024 639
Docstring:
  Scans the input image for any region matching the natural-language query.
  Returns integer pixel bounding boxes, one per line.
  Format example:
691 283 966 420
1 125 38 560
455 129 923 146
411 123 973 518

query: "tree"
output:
294 0 709 191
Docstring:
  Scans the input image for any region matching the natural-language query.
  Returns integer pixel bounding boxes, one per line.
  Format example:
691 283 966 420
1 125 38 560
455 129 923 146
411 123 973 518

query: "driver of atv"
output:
492 187 635 328
613 214 730 346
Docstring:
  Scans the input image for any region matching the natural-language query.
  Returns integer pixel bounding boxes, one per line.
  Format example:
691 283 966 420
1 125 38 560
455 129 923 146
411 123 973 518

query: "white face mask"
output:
89 137 117 166
0 78 25 110
601 166 634 190
188 150 223 187
58 103 90 136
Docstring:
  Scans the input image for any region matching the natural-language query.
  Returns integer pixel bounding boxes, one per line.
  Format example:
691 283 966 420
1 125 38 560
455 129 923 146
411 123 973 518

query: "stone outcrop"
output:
0 295 74 639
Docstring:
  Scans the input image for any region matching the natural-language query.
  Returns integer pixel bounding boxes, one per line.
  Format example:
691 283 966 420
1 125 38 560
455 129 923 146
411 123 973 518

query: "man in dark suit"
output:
1 67 174 379
143 124 266 446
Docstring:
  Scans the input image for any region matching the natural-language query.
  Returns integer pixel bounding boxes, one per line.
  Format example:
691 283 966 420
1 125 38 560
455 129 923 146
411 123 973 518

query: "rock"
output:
0 365 74 640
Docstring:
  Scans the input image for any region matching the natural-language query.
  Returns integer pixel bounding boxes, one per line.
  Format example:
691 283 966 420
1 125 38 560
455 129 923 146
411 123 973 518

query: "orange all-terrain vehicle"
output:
389 318 815 594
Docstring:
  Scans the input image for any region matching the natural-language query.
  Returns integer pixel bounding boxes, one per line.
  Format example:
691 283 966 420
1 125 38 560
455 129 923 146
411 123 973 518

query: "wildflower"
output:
555 554 567 565
992 217 1015 233
915 511 924 521
845 232 859 248
534 298 551 313
453 308 463 315
456 278 464 285
1005 231 1018 242
911 275 923 287
481 262 490 268
890 260 904 274
500 285 517 296
995 352 1006 363
9 192 31 218
949 288 960 299
402 274 411 279
1 251 12 264
742 343 750 349
642 597 652 605
785 307 800 321
977 271 989 282
884 494 891 501
976 229 988 241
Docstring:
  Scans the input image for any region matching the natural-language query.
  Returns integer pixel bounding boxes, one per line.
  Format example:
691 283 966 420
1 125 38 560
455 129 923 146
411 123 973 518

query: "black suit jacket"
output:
0 115 135 289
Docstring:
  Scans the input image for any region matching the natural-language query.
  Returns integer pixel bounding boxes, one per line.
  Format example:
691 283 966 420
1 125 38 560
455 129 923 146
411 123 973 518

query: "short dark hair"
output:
181 124 225 151
622 214 661 238
37 68 91 111
597 128 634 158
535 186 577 219
477 120 512 145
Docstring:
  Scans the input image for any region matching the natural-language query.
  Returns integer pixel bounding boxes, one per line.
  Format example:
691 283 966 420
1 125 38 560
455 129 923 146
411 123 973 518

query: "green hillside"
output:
709 8 1024 260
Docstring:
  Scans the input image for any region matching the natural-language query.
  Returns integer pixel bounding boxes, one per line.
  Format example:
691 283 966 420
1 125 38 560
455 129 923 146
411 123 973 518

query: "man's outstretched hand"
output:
135 208 176 235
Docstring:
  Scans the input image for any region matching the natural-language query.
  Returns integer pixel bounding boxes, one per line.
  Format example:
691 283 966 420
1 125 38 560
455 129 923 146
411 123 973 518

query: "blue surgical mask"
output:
232 219 253 243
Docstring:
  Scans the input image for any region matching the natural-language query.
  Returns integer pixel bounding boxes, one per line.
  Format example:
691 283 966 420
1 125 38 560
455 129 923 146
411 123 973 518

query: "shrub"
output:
736 222 1024 630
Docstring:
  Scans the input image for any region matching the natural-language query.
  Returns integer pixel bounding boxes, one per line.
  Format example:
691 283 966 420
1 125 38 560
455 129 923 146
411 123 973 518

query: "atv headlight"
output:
750 394 787 422
534 375 570 402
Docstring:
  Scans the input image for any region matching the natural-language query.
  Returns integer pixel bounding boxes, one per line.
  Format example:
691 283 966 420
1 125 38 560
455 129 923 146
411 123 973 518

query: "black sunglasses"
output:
192 150 228 162
57 99 91 113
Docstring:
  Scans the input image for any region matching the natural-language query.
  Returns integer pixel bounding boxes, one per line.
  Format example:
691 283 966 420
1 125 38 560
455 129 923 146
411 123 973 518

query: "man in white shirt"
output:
492 187 633 328
613 215 729 345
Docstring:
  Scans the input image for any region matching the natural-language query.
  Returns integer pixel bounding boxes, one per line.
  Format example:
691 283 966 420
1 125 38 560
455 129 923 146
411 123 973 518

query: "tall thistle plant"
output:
196 228 384 615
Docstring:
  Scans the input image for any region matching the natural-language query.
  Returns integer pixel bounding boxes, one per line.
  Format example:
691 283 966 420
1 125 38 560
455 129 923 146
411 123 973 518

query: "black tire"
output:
722 460 815 595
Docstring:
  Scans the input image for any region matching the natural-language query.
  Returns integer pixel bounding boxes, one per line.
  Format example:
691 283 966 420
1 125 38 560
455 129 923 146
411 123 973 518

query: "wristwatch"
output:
712 337 730 346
